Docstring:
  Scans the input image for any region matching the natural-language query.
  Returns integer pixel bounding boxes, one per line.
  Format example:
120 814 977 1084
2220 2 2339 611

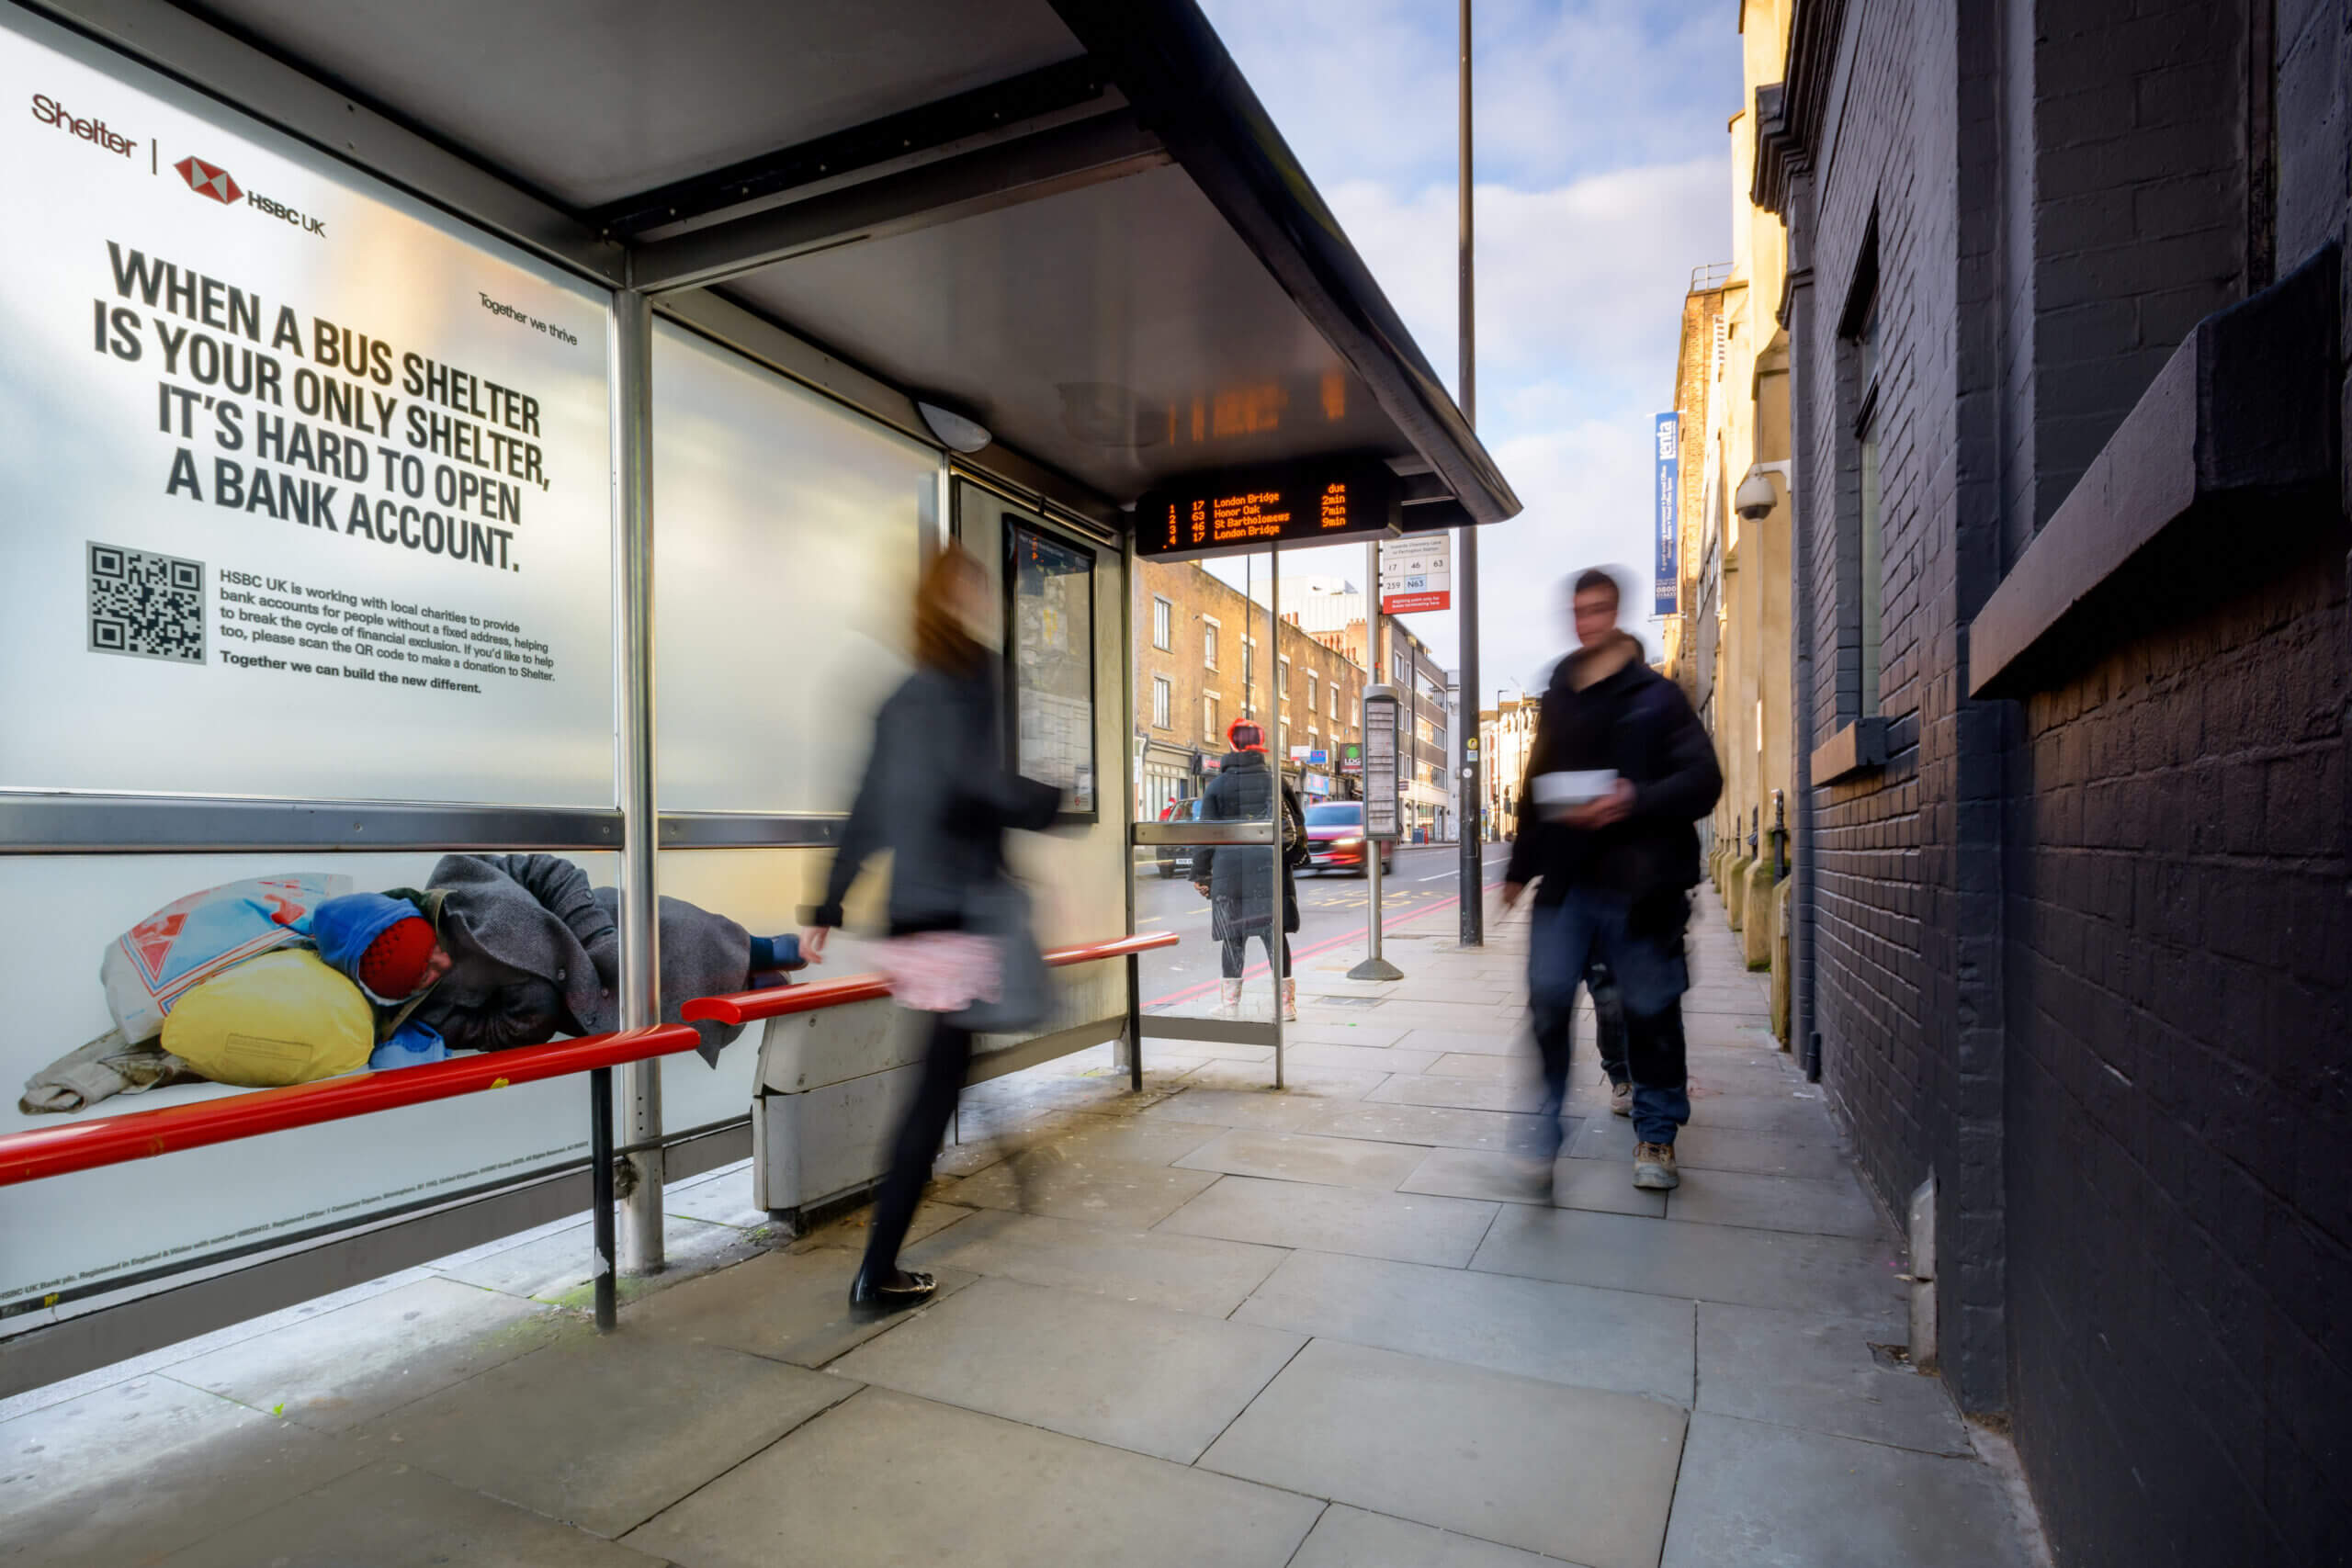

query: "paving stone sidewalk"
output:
0 889 2043 1567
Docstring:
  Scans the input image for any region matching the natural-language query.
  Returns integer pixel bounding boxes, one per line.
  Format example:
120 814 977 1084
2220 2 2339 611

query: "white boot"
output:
1281 978 1298 1021
1218 979 1244 1018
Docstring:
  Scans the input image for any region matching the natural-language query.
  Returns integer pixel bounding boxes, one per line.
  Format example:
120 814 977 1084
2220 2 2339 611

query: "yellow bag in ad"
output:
160 950 373 1088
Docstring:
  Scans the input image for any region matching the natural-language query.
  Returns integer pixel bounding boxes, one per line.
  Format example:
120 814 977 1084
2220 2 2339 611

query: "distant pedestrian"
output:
806 544 1061 1313
1501 568 1722 1190
1193 717 1306 1022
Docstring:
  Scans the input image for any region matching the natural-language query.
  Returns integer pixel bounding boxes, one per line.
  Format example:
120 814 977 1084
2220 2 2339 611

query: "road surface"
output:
1128 840 1515 1013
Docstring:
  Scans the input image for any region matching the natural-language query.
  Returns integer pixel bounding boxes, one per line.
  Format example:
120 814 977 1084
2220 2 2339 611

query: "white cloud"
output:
1328 158 1730 405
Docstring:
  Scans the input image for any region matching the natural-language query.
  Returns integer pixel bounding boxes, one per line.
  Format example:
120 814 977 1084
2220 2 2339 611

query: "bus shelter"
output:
0 0 1515 1393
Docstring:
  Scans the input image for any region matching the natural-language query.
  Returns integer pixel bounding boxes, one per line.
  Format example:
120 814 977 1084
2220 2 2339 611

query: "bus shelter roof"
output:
82 0 1516 528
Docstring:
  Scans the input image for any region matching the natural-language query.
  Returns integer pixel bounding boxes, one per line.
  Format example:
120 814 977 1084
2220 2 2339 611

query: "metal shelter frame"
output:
0 0 1515 1386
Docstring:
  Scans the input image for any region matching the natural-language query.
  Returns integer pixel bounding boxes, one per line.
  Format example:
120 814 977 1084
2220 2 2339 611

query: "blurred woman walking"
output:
805 544 1060 1312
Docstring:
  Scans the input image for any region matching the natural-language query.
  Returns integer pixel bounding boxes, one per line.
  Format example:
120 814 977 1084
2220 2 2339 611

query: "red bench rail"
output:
0 1024 702 1189
0 931 1179 1189
681 931 1180 1026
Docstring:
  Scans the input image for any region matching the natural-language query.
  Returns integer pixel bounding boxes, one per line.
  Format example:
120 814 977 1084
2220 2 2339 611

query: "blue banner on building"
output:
1652 412 1679 615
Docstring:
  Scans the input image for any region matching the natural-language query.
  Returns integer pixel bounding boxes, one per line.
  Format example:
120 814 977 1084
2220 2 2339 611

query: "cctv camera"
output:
1734 469 1778 522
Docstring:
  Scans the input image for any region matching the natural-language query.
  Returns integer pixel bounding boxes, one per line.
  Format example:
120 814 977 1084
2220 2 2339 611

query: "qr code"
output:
88 543 204 664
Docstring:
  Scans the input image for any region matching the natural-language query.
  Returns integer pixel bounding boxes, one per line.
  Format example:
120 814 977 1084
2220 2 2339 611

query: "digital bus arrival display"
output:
1137 463 1401 558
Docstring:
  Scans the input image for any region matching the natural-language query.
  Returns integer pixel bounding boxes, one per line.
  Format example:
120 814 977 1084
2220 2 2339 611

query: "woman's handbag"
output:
948 877 1050 1033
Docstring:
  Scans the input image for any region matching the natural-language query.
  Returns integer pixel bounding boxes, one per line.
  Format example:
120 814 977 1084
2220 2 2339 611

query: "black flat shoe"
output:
849 1269 938 1312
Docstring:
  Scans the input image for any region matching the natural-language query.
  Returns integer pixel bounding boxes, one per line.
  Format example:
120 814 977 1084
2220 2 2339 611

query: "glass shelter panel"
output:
0 9 615 806
651 321 936 814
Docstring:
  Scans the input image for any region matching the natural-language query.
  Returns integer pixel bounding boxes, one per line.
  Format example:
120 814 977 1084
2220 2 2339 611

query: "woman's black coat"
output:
1192 748 1302 938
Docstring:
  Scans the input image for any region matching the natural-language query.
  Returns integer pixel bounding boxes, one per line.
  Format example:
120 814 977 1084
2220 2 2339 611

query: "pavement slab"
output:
1307 1100 1556 1154
347 1333 854 1536
827 1275 1303 1462
1660 1166 1886 1239
1696 1303 1970 1454
1290 1505 1581 1567
1367 1070 1550 1113
153 1461 666 1566
168 1276 569 1434
1403 1145 1668 1218
1138 1085 1341 1131
1200 1338 1686 1568
904 1206 1287 1317
950 1149 1222 1226
1234 1249 1693 1406
1158 1173 1501 1267
1175 1127 1430 1190
0 1375 369 1565
1661 1413 2030 1568
629 1242 981 1368
624 1387 1322 1568
1570 1115 1857 1181
1473 1205 1906 1325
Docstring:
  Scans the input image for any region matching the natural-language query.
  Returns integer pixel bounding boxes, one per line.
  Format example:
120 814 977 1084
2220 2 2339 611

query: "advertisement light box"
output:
1136 460 1400 559
0 9 615 807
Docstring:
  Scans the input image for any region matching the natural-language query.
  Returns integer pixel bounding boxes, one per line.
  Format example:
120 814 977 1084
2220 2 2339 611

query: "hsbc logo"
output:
174 153 240 204
173 152 324 237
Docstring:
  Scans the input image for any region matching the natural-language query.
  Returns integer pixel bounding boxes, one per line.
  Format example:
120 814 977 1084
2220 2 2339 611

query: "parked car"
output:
1154 796 1204 877
1303 801 1394 877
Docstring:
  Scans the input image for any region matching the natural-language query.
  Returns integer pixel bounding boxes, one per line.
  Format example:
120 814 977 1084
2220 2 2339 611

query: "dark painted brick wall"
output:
2006 559 2350 1565
1787 0 2352 1555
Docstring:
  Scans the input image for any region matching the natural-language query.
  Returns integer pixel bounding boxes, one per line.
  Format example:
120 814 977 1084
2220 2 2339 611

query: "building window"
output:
1204 694 1220 745
1305 671 1317 716
1433 723 1446 751
1842 227 1884 719
1152 675 1172 729
1330 682 1340 721
1152 596 1172 651
1392 650 1407 685
1203 619 1218 671
1278 656 1291 697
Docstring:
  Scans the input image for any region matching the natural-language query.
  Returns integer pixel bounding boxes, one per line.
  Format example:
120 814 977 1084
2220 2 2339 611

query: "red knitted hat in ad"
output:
358 915 437 1000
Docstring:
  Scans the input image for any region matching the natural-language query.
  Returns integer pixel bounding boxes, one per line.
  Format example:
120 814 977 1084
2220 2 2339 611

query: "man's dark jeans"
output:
1527 886 1692 1148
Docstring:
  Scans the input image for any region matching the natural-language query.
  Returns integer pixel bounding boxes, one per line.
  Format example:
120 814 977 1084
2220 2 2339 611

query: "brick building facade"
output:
1131 558 1367 818
1755 0 2349 1561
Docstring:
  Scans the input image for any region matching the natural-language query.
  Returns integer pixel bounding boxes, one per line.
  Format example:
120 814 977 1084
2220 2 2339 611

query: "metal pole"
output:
1121 527 1142 1089
612 288 664 1274
1456 0 1484 946
589 1065 616 1330
1268 546 1284 1089
1351 536 1404 983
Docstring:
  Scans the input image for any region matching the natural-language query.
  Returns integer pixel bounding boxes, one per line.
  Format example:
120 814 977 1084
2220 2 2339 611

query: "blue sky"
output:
1196 0 1741 695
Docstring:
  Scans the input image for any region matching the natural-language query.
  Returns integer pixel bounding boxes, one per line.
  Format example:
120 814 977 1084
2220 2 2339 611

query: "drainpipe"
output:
1786 175 1822 1085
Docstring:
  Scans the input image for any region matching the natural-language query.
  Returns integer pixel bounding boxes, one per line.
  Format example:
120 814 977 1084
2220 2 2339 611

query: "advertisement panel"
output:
1653 412 1679 616
0 13 644 1326
1379 534 1451 615
0 11 615 806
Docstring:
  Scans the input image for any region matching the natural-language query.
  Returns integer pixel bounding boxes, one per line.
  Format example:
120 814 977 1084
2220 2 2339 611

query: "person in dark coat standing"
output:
804 544 1061 1313
1502 568 1723 1193
1193 717 1305 1021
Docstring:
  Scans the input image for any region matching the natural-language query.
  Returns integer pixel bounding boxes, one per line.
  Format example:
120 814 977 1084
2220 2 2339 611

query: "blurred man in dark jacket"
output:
1502 569 1722 1192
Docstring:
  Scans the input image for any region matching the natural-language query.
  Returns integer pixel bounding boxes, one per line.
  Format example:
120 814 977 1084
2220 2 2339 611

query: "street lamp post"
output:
1455 0 1484 944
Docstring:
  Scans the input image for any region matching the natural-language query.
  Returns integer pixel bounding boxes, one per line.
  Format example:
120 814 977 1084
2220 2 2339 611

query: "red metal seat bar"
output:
0 932 1178 1188
0 1023 700 1189
681 931 1180 1027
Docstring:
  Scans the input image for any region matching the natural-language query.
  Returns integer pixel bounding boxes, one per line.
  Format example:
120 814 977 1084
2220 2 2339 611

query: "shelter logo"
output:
174 153 242 206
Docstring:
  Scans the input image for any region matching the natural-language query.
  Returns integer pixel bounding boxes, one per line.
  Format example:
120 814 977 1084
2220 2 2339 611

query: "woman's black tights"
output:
860 1012 973 1282
1220 931 1292 979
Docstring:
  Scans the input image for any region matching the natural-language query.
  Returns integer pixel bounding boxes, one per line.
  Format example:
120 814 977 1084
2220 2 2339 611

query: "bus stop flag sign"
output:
1653 412 1679 615
1379 535 1450 614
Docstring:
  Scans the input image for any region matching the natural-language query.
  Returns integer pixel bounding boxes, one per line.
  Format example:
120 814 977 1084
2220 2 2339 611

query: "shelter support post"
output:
590 1066 616 1331
613 287 664 1274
